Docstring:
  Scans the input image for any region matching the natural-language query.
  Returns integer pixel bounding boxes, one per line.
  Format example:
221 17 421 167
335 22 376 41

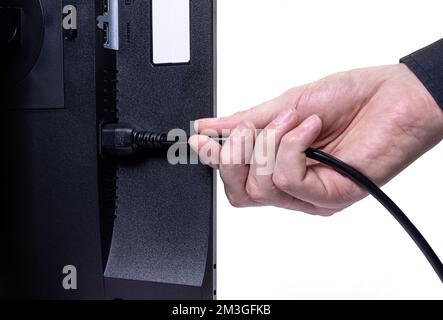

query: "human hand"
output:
189 64 443 215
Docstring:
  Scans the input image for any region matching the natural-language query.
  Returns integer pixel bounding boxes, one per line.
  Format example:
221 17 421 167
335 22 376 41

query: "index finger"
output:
195 87 305 135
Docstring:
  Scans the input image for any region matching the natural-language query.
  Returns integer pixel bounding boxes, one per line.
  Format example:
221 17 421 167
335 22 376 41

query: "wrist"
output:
399 63 443 141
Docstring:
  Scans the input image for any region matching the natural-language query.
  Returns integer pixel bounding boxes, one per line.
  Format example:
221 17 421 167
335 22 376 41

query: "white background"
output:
217 0 443 299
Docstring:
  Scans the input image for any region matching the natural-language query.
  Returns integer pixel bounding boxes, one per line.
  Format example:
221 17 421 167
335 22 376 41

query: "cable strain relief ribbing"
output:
132 130 169 150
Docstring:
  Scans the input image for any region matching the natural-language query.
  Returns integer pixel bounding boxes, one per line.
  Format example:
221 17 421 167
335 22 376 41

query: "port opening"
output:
103 22 109 45
97 0 119 50
103 0 110 14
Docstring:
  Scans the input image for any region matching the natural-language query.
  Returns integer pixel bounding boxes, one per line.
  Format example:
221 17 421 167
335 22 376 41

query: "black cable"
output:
305 148 443 283
101 123 443 283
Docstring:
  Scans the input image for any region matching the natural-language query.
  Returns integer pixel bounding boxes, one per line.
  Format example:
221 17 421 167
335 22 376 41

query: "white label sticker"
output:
152 0 190 64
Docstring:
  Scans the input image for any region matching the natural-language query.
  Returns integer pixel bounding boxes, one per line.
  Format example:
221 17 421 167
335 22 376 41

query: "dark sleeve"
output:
400 39 443 111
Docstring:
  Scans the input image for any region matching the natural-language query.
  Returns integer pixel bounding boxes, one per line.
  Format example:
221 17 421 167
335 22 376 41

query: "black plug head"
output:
101 123 137 156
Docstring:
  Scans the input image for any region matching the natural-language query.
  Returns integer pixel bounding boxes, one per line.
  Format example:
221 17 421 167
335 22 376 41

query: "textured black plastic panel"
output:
103 0 216 299
0 0 64 110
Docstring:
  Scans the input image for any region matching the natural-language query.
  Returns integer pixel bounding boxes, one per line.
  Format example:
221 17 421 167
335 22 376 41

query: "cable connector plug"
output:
101 123 172 156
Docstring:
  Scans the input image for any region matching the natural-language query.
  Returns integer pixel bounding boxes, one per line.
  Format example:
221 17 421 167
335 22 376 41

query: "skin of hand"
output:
189 64 443 216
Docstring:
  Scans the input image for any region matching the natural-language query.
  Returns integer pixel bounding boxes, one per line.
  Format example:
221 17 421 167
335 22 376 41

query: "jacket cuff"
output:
400 39 443 112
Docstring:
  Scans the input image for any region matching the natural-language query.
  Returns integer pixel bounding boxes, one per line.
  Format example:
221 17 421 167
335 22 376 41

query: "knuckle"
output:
229 201 244 208
242 120 256 130
225 190 247 208
317 209 337 217
282 87 304 108
281 134 298 147
229 200 247 209
227 195 246 208
245 181 266 204
233 109 251 121
272 172 291 191
232 111 244 119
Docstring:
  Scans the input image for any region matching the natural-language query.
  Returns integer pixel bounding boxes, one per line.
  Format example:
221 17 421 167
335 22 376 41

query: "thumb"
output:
274 114 324 186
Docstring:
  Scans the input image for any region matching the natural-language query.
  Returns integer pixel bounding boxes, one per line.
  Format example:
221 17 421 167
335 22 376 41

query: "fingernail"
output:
193 121 200 133
302 115 321 129
188 136 200 152
194 118 218 132
274 108 295 126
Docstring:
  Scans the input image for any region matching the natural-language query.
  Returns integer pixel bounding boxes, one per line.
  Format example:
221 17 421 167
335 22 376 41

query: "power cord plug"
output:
101 123 173 156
